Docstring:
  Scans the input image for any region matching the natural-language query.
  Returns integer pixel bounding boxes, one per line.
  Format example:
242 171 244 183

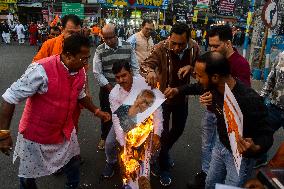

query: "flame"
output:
120 82 159 185
126 115 154 148
121 115 154 183
156 82 160 89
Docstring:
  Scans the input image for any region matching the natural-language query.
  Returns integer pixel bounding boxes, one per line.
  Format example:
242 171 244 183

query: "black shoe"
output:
168 156 175 168
150 162 160 177
186 171 207 189
78 155 85 165
101 161 116 178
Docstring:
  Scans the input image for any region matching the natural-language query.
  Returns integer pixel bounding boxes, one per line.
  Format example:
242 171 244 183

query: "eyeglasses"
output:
79 55 91 64
103 36 116 41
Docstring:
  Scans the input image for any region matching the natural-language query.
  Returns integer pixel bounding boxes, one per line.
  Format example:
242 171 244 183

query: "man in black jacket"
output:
165 51 274 188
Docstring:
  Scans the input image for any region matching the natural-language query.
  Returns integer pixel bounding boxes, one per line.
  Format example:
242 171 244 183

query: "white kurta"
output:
14 24 25 39
2 63 86 178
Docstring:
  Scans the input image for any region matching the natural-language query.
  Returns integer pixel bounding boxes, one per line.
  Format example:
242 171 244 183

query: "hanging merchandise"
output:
101 0 168 9
204 15 208 24
192 9 198 22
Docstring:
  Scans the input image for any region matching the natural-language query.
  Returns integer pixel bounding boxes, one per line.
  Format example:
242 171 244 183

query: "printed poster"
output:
223 83 243 175
196 0 210 9
219 0 236 16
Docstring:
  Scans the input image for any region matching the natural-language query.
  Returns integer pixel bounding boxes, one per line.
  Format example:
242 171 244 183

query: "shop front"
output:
17 0 43 23
100 0 168 28
0 0 17 22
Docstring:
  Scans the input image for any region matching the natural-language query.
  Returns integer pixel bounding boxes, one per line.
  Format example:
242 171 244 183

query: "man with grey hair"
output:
93 23 140 150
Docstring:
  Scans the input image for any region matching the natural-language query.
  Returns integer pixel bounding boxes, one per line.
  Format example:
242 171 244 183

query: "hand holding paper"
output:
237 137 261 155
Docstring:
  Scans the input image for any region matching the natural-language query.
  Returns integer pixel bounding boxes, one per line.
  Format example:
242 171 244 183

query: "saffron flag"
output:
223 83 243 175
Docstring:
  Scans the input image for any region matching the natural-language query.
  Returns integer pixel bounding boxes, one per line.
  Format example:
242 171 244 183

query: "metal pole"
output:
163 8 165 24
242 0 255 58
116 6 119 25
257 27 268 69
135 7 136 29
157 8 160 25
52 0 54 20
264 28 273 80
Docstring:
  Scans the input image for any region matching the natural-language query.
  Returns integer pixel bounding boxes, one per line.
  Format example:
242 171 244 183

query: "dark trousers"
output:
266 103 284 132
99 87 112 140
20 156 80 189
159 101 188 171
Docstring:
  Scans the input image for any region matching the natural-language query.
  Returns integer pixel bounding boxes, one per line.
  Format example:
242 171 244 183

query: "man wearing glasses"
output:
33 14 82 62
93 23 140 151
0 34 110 189
32 14 89 167
127 19 154 66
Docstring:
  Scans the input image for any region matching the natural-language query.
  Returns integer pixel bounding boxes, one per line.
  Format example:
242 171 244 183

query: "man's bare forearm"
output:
78 96 99 114
0 99 15 130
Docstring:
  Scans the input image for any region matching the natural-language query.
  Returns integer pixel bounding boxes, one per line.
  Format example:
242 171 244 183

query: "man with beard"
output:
187 25 252 189
165 51 273 188
127 19 154 65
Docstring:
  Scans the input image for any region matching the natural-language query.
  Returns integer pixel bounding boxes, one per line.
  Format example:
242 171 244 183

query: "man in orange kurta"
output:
91 24 101 47
33 15 82 62
33 14 86 130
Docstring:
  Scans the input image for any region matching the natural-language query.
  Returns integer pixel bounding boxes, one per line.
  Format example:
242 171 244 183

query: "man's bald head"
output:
101 23 118 49
102 23 116 35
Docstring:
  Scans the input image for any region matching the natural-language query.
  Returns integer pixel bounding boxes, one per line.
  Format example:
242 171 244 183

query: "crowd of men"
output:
0 14 283 189
0 19 66 46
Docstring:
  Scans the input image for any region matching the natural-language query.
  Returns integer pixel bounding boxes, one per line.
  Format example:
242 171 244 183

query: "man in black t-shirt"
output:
165 51 274 188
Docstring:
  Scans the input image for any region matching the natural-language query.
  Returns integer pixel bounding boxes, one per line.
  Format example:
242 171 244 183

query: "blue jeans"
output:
20 156 80 189
105 126 118 165
205 138 255 189
201 110 217 174
266 103 284 132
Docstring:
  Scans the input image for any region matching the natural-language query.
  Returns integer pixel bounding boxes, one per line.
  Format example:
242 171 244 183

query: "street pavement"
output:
0 43 283 189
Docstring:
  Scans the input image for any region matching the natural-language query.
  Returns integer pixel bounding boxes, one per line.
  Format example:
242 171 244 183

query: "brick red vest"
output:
19 55 85 144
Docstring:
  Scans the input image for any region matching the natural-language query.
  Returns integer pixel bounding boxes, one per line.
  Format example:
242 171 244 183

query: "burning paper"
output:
114 77 165 189
223 83 243 175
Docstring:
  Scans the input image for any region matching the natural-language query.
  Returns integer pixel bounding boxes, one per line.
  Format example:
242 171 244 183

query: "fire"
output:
120 82 159 185
126 115 154 148
156 82 160 89
121 115 154 183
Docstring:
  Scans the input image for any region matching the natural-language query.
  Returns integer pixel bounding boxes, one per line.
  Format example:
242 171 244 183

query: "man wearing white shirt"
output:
101 60 163 180
93 23 140 150
14 21 25 44
127 19 154 65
